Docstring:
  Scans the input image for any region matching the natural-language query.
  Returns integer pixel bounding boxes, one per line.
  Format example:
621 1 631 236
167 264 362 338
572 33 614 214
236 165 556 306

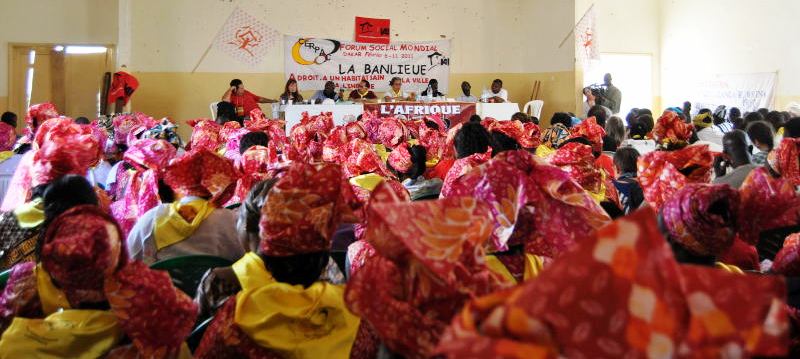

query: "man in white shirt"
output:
383 77 416 102
481 79 508 103
455 81 478 102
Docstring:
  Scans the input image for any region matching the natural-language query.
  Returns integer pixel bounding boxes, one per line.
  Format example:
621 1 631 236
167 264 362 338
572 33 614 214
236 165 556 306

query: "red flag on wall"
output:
355 16 390 44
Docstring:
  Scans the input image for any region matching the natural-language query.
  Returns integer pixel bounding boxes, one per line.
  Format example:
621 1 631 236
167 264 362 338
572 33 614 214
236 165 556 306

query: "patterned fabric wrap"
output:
768 138 800 186
652 111 693 146
111 139 177 236
41 205 128 305
637 145 713 209
31 119 102 187
568 116 605 153
418 123 446 161
483 119 542 150
41 205 196 357
376 117 408 149
342 138 392 178
345 197 508 358
163 149 237 207
440 152 492 197
436 207 789 359
387 142 413 173
24 103 59 141
693 113 713 128
287 112 335 162
233 145 278 204
661 183 740 257
0 122 16 152
259 162 353 256
111 112 157 145
773 233 800 276
322 122 368 163
247 108 288 154
448 150 610 257
541 123 571 150
550 142 604 195
737 166 800 245
187 119 223 153
141 118 183 149
220 121 250 162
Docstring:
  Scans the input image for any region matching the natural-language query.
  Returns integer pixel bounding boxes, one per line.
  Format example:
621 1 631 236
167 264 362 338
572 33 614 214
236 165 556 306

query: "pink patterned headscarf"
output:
111 139 178 236
387 142 413 173
0 122 16 152
24 103 59 142
187 119 223 153
31 119 102 187
232 145 278 204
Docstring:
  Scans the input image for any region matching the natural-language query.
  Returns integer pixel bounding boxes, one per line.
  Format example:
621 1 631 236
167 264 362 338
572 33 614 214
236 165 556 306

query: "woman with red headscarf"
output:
0 119 102 270
195 162 374 359
126 150 244 265
0 205 196 357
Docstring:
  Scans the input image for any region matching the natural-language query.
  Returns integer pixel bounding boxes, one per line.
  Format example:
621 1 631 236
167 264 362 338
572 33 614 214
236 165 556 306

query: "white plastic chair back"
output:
523 100 544 119
209 101 220 121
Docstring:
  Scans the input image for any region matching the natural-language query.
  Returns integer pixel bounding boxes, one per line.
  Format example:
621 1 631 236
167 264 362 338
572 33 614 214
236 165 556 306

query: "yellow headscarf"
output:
693 113 713 128
232 252 361 359
153 198 216 250
13 197 44 229
486 253 544 284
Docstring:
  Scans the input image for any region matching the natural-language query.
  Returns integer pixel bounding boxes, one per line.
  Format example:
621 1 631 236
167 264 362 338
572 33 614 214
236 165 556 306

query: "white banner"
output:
575 4 599 64
284 35 451 94
213 7 281 66
687 72 777 113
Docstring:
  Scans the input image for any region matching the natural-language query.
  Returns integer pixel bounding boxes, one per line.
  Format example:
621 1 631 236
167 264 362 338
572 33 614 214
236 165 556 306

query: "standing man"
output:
598 73 622 114
456 81 477 102
309 81 343 104
481 79 508 103
221 79 276 120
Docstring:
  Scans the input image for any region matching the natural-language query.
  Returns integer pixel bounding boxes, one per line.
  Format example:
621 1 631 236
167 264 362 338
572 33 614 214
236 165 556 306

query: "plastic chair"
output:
209 101 220 121
0 268 11 291
523 100 544 119
150 255 234 297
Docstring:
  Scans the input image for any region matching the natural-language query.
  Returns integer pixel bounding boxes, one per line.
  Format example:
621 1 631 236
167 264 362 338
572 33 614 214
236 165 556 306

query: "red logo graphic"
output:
229 26 263 57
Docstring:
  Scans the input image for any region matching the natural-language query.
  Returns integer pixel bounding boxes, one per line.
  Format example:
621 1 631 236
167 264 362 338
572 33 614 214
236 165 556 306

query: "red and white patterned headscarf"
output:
163 149 237 207
437 207 789 358
42 205 196 357
258 162 356 256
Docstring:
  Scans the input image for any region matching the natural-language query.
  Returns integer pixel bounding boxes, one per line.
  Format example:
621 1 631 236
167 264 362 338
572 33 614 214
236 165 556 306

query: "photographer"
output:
713 129 758 189
595 73 622 114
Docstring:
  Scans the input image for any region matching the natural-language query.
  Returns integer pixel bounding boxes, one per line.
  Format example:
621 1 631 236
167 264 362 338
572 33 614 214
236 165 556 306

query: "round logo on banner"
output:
292 38 341 66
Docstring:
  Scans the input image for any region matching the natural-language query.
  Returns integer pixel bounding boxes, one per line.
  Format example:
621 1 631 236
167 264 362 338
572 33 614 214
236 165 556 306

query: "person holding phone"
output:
221 79 276 120
713 130 758 189
383 77 415 102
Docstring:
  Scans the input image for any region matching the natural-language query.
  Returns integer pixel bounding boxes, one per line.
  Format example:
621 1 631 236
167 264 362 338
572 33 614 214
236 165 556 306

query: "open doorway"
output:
8 44 114 125
583 53 653 120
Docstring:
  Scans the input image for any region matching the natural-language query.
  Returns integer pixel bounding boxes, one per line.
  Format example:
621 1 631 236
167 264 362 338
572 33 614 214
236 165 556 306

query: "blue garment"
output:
613 173 644 214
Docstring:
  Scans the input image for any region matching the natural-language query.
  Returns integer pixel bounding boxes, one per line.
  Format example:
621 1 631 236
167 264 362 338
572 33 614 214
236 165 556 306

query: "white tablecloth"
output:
283 104 364 133
477 103 520 120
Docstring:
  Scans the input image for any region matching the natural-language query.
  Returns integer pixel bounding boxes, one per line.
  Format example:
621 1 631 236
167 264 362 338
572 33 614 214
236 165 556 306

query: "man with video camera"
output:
594 73 622 114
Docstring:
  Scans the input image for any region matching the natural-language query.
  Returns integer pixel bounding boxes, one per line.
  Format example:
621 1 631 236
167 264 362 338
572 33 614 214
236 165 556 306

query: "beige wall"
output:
117 0 577 135
660 0 800 111
0 0 118 99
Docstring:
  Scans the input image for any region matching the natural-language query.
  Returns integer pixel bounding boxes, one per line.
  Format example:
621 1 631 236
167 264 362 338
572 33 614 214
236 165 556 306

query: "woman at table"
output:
279 78 303 104
348 79 378 103
383 77 415 102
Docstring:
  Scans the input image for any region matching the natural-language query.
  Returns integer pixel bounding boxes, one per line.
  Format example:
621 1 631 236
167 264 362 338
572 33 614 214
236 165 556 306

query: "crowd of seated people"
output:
0 94 799 358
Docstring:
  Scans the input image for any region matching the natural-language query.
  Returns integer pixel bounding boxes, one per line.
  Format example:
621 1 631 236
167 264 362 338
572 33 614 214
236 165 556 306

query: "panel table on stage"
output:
477 102 521 121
